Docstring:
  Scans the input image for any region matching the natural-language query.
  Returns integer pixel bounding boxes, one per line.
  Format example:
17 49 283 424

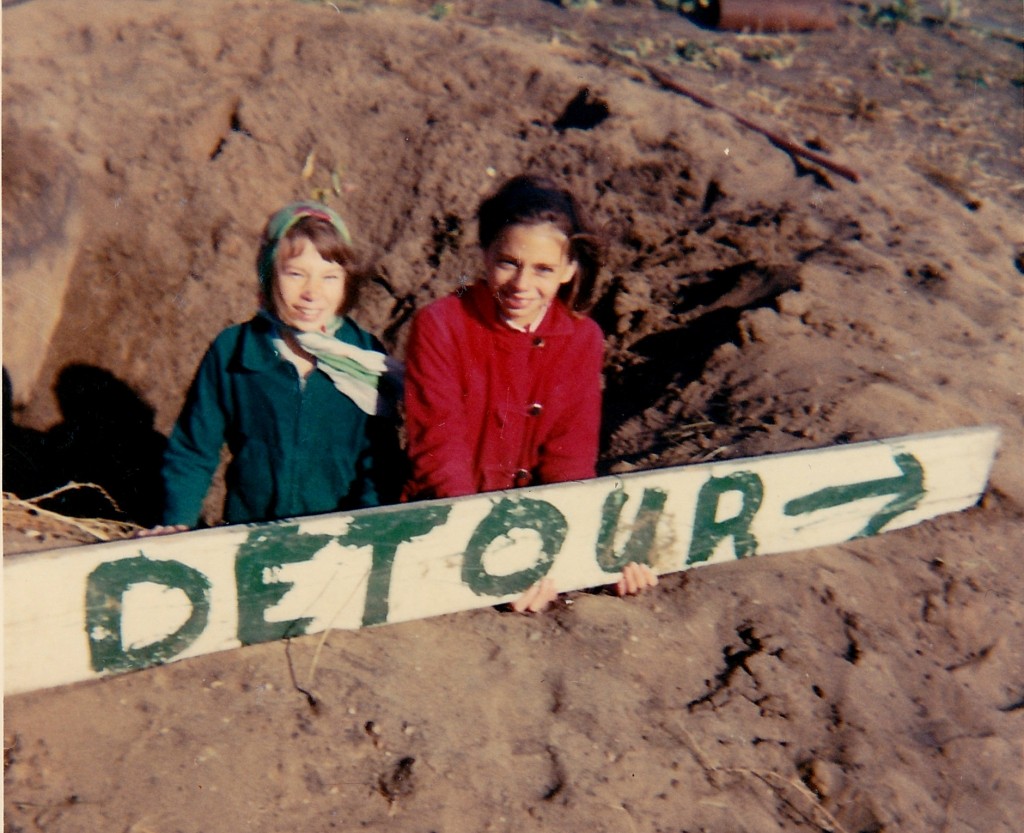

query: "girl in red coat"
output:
404 174 656 611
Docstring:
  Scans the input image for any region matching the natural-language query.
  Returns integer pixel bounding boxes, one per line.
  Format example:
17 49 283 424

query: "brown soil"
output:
4 1 1023 831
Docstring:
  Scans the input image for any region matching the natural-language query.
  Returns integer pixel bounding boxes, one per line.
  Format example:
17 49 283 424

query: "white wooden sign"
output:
4 427 999 695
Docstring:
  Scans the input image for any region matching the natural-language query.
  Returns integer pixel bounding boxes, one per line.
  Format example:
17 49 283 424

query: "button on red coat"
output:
513 469 532 487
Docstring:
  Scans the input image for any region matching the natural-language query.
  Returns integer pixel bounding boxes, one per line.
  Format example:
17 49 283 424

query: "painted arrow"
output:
783 452 925 538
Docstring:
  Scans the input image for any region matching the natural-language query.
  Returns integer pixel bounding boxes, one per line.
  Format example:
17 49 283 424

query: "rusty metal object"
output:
687 0 838 33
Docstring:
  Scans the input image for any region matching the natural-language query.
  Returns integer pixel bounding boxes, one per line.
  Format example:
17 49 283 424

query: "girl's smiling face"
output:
484 222 577 328
272 237 346 332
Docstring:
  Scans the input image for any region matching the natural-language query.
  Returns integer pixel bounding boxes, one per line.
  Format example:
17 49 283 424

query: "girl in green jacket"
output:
149 202 402 532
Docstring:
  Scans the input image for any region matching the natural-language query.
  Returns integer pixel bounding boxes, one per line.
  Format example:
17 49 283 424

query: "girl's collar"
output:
257 307 343 338
466 281 574 337
500 304 551 333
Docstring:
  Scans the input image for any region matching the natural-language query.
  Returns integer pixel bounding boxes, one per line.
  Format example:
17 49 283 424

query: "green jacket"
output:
162 315 400 527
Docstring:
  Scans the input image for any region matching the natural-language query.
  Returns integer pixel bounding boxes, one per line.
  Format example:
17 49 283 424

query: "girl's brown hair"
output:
477 174 603 314
258 215 361 315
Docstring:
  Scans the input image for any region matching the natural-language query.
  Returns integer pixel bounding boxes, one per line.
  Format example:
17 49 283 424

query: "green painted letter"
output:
463 498 567 596
235 526 333 645
595 487 668 572
687 472 764 564
86 555 211 672
335 506 451 627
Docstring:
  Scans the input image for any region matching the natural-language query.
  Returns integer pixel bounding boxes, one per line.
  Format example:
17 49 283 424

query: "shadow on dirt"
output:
597 260 801 456
3 364 166 525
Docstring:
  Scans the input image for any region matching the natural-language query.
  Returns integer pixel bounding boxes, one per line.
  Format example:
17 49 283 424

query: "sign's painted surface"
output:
4 427 999 695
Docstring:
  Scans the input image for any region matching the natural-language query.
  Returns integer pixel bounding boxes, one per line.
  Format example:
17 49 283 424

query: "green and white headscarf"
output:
258 201 403 417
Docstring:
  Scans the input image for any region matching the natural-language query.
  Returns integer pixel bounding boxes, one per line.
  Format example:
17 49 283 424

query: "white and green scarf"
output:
262 310 403 417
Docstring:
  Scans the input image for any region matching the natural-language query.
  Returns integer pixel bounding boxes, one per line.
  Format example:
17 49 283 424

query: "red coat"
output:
404 281 604 498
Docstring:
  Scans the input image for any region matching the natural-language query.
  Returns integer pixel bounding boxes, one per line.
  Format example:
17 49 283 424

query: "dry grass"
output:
3 483 141 548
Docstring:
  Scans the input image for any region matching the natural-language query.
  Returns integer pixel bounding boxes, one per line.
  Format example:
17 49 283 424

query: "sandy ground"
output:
3 1 1023 831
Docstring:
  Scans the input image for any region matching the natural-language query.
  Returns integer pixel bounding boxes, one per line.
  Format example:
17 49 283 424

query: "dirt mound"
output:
4 2 1023 832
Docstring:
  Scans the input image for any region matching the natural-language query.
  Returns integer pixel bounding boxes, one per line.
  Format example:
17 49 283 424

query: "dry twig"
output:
592 44 861 183
660 720 852 833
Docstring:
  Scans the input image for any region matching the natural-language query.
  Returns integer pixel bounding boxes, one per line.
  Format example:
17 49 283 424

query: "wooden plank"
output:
4 426 1000 695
